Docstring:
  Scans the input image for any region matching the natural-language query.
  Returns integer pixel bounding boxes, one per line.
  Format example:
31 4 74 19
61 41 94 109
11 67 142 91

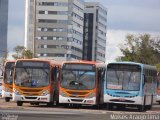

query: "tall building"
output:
25 0 84 61
0 0 8 58
83 2 107 62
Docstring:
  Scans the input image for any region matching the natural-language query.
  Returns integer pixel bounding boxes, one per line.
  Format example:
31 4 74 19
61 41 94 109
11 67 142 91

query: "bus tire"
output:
55 101 59 106
107 103 113 110
17 101 23 106
138 105 145 112
138 96 146 112
5 97 10 102
47 102 53 107
148 96 153 110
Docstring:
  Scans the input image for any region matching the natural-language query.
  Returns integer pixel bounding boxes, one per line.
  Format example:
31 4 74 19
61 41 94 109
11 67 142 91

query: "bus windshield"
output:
107 64 141 91
4 62 15 85
15 61 50 87
61 64 96 90
61 70 96 90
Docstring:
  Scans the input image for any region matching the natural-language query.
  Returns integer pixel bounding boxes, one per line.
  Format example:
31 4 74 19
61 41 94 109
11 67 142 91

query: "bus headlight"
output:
2 86 9 92
41 90 48 96
87 92 96 98
60 91 67 97
13 89 21 95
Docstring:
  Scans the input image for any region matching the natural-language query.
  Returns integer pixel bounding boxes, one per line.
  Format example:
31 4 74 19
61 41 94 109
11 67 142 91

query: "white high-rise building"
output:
25 0 84 61
83 2 107 62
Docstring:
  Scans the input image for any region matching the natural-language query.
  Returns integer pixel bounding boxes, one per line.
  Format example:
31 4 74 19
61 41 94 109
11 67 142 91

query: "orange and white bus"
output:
59 61 105 107
2 60 15 102
12 59 61 106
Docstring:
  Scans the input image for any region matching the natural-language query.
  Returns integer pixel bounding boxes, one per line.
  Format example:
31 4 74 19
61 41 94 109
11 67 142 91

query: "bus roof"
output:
62 60 105 68
5 60 16 63
107 61 156 70
15 59 62 66
4 60 16 67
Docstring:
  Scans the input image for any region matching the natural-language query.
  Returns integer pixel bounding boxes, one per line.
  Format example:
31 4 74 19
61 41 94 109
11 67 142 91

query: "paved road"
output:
0 98 160 120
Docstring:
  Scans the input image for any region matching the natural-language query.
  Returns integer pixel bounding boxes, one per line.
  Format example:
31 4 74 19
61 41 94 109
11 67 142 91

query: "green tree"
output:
22 49 33 59
117 34 160 65
12 45 33 59
12 45 25 59
156 64 160 72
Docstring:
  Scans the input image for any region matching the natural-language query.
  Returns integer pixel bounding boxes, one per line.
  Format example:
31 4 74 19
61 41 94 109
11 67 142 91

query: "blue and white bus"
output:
104 62 157 111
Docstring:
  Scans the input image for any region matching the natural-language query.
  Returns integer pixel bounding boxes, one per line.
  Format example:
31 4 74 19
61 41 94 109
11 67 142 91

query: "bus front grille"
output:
110 99 135 103
25 97 37 99
71 99 83 102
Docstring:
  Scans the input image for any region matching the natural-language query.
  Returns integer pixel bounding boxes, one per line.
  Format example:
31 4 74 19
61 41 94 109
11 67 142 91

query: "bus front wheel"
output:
138 105 146 112
107 103 113 110
17 101 23 106
5 97 10 102
47 102 53 107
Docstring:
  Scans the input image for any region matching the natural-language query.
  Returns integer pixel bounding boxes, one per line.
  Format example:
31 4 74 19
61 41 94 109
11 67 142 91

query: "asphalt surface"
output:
0 98 160 120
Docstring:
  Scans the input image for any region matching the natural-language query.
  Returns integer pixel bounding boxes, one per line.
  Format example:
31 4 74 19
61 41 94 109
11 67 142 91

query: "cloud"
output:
86 0 160 31
8 0 25 26
108 5 160 31
7 0 25 52
106 29 160 62
7 26 24 51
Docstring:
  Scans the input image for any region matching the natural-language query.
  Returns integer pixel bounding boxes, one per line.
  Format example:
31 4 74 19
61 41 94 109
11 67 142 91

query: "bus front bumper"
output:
104 93 143 105
12 93 51 103
59 95 96 105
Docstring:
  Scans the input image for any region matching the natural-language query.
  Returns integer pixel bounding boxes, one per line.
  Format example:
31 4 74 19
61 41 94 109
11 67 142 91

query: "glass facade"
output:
0 0 8 57
83 2 107 62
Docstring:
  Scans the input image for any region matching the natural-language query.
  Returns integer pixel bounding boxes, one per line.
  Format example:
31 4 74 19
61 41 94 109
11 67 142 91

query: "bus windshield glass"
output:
61 64 96 90
4 62 15 85
15 61 50 87
107 64 141 91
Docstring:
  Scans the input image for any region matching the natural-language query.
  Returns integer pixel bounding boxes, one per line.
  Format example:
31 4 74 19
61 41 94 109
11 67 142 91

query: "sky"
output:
7 0 160 62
